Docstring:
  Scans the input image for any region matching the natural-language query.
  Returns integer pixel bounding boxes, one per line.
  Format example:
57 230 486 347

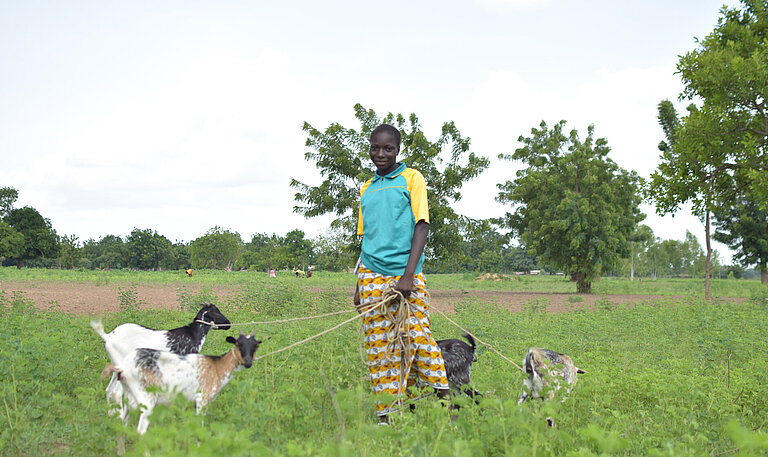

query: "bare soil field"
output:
1 281 747 315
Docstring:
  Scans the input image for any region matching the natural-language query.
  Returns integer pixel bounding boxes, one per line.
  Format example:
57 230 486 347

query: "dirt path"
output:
1 281 747 315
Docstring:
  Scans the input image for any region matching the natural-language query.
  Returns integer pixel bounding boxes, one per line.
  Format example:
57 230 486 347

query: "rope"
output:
248 291 400 362
429 305 525 373
196 287 524 373
196 309 355 328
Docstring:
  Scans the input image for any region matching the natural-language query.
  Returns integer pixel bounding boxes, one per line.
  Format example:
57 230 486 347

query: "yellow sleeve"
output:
406 169 430 224
357 179 372 235
357 201 364 235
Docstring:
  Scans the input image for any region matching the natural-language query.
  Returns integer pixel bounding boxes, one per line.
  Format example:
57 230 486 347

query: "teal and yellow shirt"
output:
357 162 429 276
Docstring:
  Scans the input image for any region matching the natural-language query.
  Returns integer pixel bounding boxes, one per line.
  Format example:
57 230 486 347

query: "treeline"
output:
0 183 759 280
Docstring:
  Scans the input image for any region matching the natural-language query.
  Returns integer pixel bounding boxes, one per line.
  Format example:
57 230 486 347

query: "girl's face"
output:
369 131 400 175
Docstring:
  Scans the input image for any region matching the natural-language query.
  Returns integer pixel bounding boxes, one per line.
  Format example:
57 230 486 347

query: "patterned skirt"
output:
357 263 449 416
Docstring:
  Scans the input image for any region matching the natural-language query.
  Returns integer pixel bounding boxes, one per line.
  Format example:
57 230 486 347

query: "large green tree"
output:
189 226 243 270
81 235 126 269
496 121 644 293
291 104 490 265
713 193 768 283
124 228 174 270
4 206 60 268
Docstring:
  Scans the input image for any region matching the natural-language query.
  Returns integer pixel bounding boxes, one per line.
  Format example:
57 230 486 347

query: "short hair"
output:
369 124 401 147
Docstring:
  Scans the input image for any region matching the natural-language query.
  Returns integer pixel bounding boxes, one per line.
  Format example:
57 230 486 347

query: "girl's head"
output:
369 124 401 175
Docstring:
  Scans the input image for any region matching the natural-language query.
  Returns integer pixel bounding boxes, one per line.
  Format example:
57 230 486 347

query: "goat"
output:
101 330 261 435
437 334 482 403
91 303 231 417
518 347 585 405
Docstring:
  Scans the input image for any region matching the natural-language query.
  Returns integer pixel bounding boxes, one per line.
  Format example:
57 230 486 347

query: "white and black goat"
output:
437 334 482 403
100 330 261 435
91 303 231 416
518 347 585 405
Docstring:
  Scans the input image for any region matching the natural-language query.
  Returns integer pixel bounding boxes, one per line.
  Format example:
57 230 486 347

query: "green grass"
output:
1 271 768 456
1 267 766 298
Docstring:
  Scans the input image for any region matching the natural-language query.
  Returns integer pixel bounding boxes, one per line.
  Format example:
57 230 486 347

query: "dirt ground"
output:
1 281 746 315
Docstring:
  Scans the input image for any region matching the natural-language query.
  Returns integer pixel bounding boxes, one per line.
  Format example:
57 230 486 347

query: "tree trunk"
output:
705 210 712 301
761 267 768 285
574 271 591 293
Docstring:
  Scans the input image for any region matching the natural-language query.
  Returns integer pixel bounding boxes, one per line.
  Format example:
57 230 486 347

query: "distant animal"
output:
518 347 585 405
437 334 482 403
101 331 261 434
91 303 231 418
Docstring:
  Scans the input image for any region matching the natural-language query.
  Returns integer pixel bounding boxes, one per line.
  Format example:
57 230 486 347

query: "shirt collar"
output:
372 162 406 181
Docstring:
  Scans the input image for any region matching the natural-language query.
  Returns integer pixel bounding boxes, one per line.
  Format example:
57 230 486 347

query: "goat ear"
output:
226 336 237 344
576 368 587 374
255 340 262 345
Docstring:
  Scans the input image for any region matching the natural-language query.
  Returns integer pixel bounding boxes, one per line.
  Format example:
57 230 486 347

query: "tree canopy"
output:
4 206 60 268
496 121 644 292
189 226 243 270
291 104 490 267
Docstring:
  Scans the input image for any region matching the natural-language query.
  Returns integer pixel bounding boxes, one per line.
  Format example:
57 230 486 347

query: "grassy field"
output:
1 267 766 298
1 269 767 456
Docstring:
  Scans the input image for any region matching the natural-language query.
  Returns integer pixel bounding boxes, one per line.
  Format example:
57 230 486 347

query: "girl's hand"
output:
353 285 361 312
395 274 415 298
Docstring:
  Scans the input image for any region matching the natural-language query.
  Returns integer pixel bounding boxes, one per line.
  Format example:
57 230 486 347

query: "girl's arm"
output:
395 220 429 298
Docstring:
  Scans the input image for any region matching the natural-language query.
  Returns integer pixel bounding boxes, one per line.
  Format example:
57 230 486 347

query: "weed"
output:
595 296 615 311
176 285 219 311
116 284 145 313
523 297 550 314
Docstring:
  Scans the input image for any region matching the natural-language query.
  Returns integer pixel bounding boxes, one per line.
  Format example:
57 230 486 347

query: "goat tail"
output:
462 333 476 351
90 318 106 339
100 363 122 381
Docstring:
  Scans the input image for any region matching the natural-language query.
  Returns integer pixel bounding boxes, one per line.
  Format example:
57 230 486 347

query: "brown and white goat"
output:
101 331 261 435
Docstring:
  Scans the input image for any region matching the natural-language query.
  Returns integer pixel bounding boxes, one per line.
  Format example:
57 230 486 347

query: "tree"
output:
281 229 314 268
124 228 173 270
496 121 644 293
312 227 358 272
648 100 736 299
291 104 490 266
4 206 60 268
650 1 768 297
713 193 768 283
82 235 126 269
189 227 243 270
58 234 81 269
627 225 654 280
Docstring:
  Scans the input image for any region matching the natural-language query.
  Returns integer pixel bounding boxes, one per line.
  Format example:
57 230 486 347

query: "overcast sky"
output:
1 0 742 261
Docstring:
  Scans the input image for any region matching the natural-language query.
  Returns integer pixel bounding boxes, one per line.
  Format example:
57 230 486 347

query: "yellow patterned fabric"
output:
357 263 449 416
